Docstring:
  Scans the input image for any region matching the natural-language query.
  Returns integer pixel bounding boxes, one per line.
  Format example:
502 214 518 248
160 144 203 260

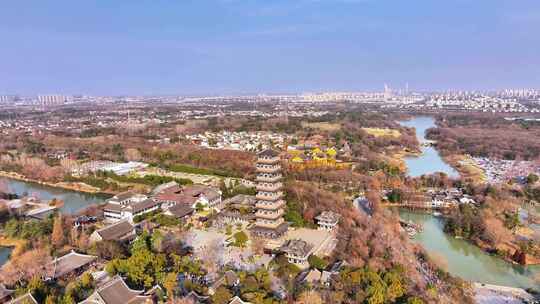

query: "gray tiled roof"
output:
224 194 256 207
103 202 123 212
96 220 135 241
315 211 341 223
48 251 97 279
112 191 137 201
251 222 288 235
167 203 194 218
279 239 313 258
258 149 279 157
79 275 150 304
127 199 160 214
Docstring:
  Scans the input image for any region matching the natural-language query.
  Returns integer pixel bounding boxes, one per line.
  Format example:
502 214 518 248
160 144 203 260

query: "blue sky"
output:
1 0 539 95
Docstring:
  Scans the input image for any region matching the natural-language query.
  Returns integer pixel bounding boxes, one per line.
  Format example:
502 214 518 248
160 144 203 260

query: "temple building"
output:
251 149 288 239
279 239 314 268
315 211 341 231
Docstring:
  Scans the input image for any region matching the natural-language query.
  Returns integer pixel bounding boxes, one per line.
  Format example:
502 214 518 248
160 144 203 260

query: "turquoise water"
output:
400 210 540 290
0 246 13 267
0 177 109 214
397 117 539 290
399 116 459 178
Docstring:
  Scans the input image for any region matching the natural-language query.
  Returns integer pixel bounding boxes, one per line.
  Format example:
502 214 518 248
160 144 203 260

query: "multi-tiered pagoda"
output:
251 149 288 239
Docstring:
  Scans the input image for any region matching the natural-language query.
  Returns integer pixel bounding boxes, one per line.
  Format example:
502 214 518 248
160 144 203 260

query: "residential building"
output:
103 192 160 222
251 149 288 239
38 94 67 105
154 184 221 210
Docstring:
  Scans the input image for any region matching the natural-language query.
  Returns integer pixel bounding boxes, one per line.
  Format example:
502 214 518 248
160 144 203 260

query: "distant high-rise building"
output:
0 95 17 103
251 149 288 239
38 95 67 105
384 83 393 100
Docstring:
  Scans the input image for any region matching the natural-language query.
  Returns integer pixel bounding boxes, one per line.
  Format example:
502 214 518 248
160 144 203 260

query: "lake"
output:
0 246 13 267
399 116 459 178
0 177 110 214
399 116 540 290
400 210 540 290
397 116 539 290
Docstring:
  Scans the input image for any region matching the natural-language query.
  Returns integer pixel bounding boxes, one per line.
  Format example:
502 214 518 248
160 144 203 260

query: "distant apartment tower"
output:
0 95 16 103
38 95 67 105
251 149 288 239
383 83 393 100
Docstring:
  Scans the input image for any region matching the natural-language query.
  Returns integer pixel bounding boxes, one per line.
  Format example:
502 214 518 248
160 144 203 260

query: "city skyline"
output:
1 0 539 95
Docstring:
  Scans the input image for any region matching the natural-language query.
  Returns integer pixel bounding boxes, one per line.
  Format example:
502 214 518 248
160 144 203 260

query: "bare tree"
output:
125 148 142 161
0 248 52 285
296 290 323 304
251 237 265 256
199 238 224 274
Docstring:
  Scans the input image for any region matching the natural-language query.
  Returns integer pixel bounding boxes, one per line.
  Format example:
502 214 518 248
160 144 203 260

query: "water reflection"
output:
398 117 459 178
401 210 540 290
0 246 13 267
0 177 110 214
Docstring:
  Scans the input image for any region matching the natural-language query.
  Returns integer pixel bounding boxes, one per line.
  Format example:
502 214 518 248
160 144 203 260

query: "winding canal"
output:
399 116 458 178
398 116 540 290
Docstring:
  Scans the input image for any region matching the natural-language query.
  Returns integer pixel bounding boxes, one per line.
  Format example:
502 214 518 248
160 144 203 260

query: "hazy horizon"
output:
1 0 539 95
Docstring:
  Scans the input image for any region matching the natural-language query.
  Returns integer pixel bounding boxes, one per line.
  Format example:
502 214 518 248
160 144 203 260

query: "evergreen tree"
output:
163 272 178 299
211 286 232 304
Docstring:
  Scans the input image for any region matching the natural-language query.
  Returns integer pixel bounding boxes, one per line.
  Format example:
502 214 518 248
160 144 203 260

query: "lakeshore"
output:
0 236 26 258
397 116 540 292
0 171 108 195
0 246 13 267
391 149 422 174
400 210 540 290
474 283 537 304
398 116 459 178
443 154 487 183
0 236 27 267
0 176 110 214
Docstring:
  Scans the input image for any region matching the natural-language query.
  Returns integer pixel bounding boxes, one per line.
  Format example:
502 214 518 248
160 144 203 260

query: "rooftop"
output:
166 203 194 218
48 250 97 279
126 199 161 214
258 149 280 158
80 275 151 304
315 211 341 224
223 194 256 208
94 220 135 241
229 296 252 304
